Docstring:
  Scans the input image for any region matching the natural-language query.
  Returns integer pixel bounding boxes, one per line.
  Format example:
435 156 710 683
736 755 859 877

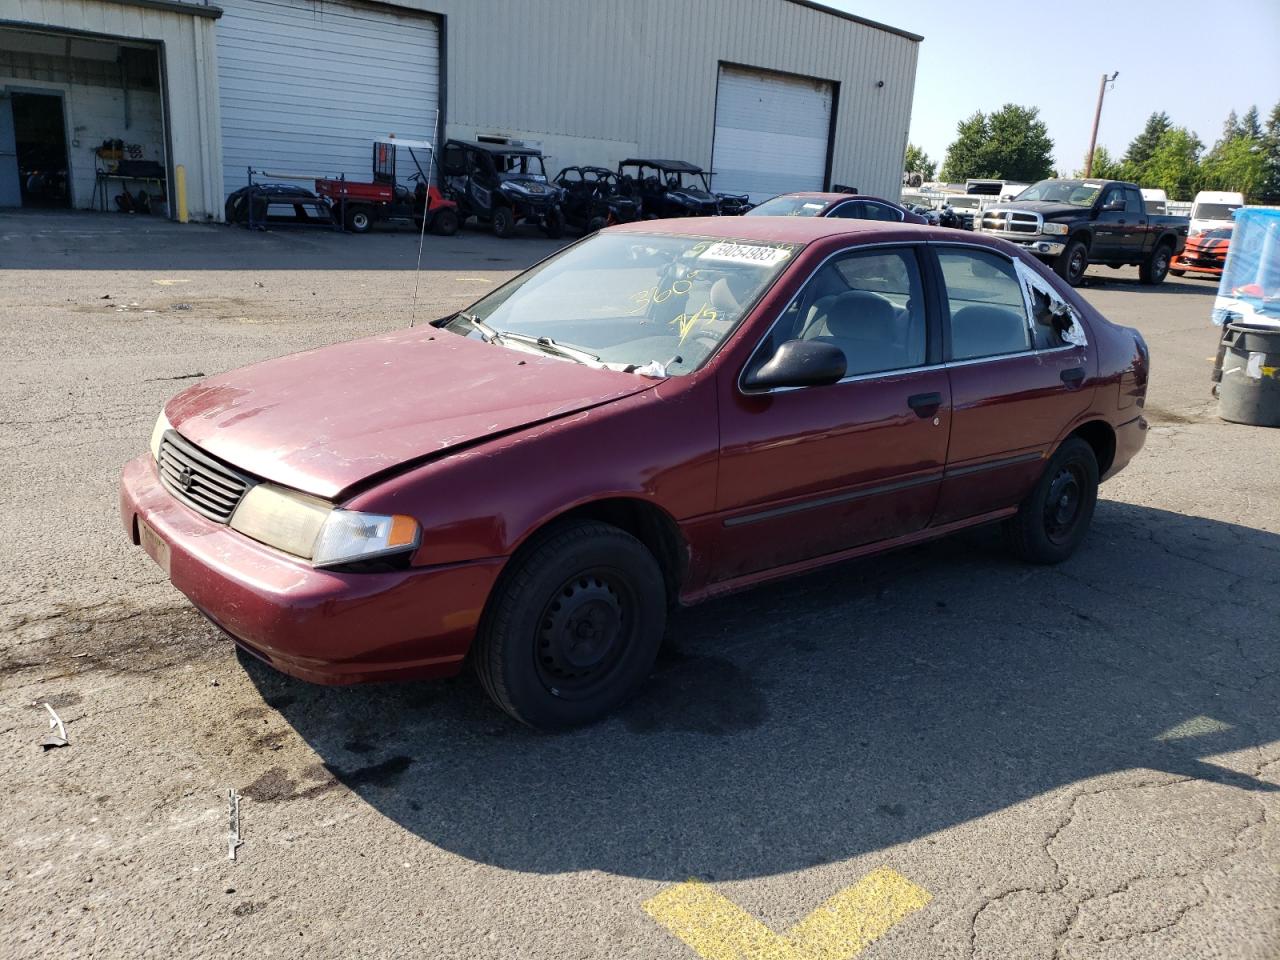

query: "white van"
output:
1189 191 1245 234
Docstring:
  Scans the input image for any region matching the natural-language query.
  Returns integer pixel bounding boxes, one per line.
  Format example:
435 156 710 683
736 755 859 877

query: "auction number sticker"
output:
697 242 793 267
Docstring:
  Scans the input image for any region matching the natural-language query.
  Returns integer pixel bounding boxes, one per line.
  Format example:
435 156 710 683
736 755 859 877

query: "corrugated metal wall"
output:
0 0 224 220
412 0 919 200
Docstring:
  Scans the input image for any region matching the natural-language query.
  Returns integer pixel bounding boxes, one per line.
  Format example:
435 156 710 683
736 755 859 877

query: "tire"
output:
491 206 515 238
539 209 564 239
473 520 667 730
586 215 607 234
1003 437 1099 565
344 206 373 234
1140 242 1173 285
1170 269 1186 277
1054 239 1089 287
431 207 460 236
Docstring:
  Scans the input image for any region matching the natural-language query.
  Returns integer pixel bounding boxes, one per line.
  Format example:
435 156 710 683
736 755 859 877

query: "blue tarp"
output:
1213 206 1280 328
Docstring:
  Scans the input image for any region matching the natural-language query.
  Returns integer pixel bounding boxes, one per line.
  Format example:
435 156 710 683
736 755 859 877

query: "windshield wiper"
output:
457 311 503 344
499 332 600 365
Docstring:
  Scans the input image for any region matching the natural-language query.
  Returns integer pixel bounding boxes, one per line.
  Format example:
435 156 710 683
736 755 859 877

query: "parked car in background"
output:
746 192 927 223
313 138 458 235
440 139 564 238
1170 191 1245 280
121 217 1150 729
553 166 640 233
976 179 1188 286
617 158 749 218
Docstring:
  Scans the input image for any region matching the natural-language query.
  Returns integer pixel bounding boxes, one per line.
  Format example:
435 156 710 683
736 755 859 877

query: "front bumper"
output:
976 232 1065 257
1171 253 1224 276
119 455 505 684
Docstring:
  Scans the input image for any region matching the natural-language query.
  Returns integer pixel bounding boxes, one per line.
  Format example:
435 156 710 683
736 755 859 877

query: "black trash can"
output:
1216 322 1280 427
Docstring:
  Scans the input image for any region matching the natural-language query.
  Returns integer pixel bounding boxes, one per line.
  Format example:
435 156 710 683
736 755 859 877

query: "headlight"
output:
229 482 420 567
149 409 172 460
1042 222 1069 235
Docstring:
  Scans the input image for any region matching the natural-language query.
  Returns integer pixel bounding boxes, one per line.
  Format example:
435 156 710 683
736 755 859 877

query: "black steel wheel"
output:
1003 437 1099 564
431 207 460 236
1055 239 1089 287
473 520 666 729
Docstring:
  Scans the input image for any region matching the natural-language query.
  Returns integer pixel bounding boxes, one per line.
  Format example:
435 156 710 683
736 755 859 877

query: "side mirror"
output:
1102 199 1125 212
743 339 847 391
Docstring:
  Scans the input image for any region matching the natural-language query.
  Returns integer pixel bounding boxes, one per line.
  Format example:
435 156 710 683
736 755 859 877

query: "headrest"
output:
822 291 896 339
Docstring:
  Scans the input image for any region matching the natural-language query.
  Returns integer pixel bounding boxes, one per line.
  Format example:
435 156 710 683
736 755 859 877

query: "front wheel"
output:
491 205 515 238
1054 239 1089 287
431 207 460 236
473 521 667 729
1003 437 1099 564
1140 242 1172 285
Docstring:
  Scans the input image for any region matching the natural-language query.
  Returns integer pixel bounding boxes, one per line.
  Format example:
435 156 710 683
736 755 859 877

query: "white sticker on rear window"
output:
1083 182 1104 190
698 242 793 266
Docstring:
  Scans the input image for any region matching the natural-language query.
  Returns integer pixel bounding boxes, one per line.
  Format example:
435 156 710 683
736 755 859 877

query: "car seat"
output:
949 305 1030 360
802 291 906 375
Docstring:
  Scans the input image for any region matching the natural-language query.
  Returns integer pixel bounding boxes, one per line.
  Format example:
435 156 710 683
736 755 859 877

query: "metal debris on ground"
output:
40 702 69 750
172 303 192 311
228 788 242 861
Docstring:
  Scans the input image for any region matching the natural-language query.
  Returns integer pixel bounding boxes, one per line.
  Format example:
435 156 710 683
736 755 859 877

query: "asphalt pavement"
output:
1 210 1276 959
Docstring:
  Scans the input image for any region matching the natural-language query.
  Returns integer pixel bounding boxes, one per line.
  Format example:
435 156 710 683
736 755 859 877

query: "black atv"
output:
616 159 750 219
439 139 564 238
553 166 640 233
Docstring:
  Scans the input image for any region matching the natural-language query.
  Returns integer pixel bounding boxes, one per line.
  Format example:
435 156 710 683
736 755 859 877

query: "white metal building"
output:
0 0 920 221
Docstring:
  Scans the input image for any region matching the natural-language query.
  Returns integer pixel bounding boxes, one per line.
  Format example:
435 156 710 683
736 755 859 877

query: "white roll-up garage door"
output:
711 65 834 204
216 0 439 203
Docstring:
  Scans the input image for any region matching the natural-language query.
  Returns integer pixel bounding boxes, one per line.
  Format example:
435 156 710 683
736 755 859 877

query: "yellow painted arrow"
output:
643 867 930 960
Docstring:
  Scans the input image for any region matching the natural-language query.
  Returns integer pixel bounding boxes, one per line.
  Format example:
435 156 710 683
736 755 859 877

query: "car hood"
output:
989 200 1090 220
165 328 653 500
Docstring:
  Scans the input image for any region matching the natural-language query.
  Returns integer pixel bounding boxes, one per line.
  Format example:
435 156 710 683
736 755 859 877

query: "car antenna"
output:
409 109 440 328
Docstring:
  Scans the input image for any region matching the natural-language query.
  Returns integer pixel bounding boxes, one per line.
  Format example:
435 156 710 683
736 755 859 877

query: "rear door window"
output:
937 249 1032 360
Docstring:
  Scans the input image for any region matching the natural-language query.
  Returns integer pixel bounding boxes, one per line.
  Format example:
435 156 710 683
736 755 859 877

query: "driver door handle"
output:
907 392 942 417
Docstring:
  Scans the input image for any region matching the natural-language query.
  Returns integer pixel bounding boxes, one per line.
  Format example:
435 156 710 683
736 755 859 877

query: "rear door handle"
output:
907 392 942 417
1060 367 1086 386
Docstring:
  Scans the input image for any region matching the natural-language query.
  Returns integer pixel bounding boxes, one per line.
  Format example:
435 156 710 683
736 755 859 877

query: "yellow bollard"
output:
175 164 189 223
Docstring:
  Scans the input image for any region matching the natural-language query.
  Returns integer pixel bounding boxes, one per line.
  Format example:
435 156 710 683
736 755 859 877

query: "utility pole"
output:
1084 71 1119 177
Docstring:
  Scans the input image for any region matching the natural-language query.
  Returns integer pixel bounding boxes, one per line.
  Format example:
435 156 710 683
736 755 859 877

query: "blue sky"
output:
828 0 1280 174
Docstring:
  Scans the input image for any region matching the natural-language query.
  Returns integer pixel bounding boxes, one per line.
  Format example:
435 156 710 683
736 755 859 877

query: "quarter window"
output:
829 201 864 219
768 247 926 377
937 249 1032 360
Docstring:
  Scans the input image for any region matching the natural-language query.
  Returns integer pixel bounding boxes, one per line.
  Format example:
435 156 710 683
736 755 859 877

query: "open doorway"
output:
10 92 70 207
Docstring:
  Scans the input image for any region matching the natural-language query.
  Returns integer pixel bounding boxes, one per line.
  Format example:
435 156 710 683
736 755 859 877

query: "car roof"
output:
606 215 988 247
765 192 901 206
619 159 704 173
446 139 542 157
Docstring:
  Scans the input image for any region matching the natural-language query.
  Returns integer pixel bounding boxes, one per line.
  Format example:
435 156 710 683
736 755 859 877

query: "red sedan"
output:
120 218 1149 728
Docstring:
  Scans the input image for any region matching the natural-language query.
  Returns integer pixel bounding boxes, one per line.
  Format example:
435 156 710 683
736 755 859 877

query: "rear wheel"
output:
1055 239 1089 287
473 521 666 729
431 207 460 236
586 215 607 233
1140 242 1173 284
344 205 373 234
491 206 515 238
1003 437 1099 564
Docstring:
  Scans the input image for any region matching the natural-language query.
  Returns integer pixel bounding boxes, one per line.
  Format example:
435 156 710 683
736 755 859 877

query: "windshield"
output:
495 154 546 180
1192 203 1241 222
1014 180 1104 206
746 196 828 217
440 232 799 375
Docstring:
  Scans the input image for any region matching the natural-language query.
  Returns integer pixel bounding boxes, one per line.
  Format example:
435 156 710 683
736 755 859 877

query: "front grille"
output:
157 431 253 523
979 209 1042 234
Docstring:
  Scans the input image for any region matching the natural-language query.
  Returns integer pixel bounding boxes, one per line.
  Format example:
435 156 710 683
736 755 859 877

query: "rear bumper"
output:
1103 414 1149 482
119 455 505 684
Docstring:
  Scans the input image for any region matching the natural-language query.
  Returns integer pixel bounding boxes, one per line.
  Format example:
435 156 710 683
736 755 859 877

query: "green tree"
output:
1241 105 1263 141
940 104 1055 182
1220 109 1243 143
1077 146 1124 179
1144 127 1204 200
1261 101 1280 202
1122 111 1172 178
1203 135 1267 199
903 143 936 182
940 112 989 182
